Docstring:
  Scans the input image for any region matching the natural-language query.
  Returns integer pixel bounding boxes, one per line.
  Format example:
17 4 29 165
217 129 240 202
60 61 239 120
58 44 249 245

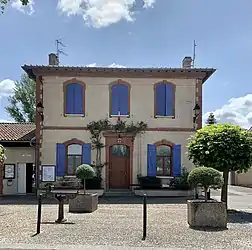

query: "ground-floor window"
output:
156 145 172 176
67 144 82 175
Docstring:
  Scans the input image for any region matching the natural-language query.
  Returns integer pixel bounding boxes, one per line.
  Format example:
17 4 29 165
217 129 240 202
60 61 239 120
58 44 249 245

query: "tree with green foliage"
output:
0 144 6 163
1 0 29 13
76 164 95 194
187 124 252 206
188 167 223 202
206 112 217 125
5 74 36 123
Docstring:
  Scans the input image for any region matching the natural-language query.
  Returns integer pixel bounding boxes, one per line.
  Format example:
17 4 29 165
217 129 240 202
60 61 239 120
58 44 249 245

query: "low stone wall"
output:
134 189 194 197
38 189 104 200
39 176 80 189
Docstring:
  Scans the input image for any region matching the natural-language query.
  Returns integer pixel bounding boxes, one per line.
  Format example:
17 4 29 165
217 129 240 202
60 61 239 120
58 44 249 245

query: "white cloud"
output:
86 63 97 67
11 0 34 15
108 63 126 68
203 94 252 129
0 119 14 123
58 0 156 28
0 79 15 99
143 0 155 8
86 63 126 68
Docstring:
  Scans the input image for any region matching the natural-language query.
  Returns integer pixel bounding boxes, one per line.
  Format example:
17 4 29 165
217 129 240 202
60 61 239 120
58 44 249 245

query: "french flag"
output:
117 111 121 123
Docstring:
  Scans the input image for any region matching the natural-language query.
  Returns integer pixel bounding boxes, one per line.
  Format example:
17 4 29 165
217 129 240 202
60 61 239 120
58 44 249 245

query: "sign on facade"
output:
41 165 56 182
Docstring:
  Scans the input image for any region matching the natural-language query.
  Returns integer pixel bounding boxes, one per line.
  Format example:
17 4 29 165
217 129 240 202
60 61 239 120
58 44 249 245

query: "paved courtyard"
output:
1 195 252 249
212 185 252 210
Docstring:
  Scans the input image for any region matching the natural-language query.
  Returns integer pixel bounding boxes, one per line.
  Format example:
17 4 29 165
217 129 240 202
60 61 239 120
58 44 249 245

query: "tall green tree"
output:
187 124 252 207
5 74 36 123
1 0 29 13
206 112 217 125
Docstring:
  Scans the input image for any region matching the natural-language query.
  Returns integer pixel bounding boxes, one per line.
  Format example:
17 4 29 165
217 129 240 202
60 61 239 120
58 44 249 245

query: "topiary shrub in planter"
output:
69 164 98 213
80 163 103 189
187 167 227 229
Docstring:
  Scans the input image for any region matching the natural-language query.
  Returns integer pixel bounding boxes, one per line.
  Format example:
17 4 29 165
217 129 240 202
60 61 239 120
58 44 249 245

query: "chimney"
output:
48 53 59 66
182 56 192 68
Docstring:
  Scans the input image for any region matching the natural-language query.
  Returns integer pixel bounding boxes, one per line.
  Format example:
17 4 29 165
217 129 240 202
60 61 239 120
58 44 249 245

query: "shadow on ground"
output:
41 221 75 225
0 195 190 205
228 209 252 224
189 226 228 232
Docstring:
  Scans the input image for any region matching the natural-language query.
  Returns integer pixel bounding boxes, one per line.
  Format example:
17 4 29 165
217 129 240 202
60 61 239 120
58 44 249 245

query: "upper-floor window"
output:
67 144 82 175
110 80 130 116
63 79 85 116
154 81 175 117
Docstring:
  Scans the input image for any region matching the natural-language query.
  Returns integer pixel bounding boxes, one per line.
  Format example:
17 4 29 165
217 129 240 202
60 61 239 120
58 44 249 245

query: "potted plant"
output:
187 166 227 229
171 167 191 190
69 164 98 213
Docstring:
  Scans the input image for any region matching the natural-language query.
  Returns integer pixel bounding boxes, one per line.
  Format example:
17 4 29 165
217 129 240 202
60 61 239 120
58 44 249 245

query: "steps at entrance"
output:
104 189 134 197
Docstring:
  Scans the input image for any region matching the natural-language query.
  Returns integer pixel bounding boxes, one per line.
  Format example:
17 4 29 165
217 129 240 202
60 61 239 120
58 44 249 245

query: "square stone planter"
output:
69 193 98 213
187 200 227 229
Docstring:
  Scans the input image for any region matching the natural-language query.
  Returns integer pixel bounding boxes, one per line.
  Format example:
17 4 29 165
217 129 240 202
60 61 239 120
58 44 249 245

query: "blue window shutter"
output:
147 144 157 176
73 84 84 115
111 85 119 115
118 84 129 115
156 83 166 116
165 84 174 116
65 84 75 114
56 143 66 177
172 144 181 177
82 143 91 165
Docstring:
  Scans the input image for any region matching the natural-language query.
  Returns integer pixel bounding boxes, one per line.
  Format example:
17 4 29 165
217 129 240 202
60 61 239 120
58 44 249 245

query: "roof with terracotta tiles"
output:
0 123 35 142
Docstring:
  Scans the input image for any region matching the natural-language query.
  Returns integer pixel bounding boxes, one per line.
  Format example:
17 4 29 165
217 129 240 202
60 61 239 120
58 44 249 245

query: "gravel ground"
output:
1 202 252 249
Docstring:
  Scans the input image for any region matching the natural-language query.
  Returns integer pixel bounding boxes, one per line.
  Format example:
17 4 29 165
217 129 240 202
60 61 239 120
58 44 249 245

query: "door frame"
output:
104 132 134 190
17 162 26 194
109 145 130 189
25 163 34 194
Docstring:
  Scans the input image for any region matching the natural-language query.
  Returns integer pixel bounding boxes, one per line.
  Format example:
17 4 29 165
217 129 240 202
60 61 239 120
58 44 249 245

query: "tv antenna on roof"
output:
55 39 67 64
192 40 196 68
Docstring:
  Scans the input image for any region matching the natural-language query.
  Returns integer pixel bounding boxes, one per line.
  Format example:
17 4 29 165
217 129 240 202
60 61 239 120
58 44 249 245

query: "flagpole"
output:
117 110 121 143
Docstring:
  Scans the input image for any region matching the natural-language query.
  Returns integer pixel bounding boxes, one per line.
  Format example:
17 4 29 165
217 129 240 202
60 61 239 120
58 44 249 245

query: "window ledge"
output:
110 115 130 118
155 115 175 119
64 114 85 117
156 176 174 179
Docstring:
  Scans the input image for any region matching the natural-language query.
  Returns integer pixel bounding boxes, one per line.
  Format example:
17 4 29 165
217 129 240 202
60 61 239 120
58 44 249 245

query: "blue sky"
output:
0 0 252 127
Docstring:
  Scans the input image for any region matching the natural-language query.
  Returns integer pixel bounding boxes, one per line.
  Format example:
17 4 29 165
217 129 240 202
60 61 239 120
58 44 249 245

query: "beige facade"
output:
20 59 215 191
42 130 194 185
41 75 197 187
3 147 35 195
42 76 196 128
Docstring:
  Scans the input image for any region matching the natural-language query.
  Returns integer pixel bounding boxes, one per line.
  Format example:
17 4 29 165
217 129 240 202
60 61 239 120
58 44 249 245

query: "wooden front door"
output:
109 144 130 189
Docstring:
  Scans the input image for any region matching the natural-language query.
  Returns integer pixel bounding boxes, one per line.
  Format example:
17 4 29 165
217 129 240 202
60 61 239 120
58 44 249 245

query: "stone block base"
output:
69 193 98 213
187 200 227 229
